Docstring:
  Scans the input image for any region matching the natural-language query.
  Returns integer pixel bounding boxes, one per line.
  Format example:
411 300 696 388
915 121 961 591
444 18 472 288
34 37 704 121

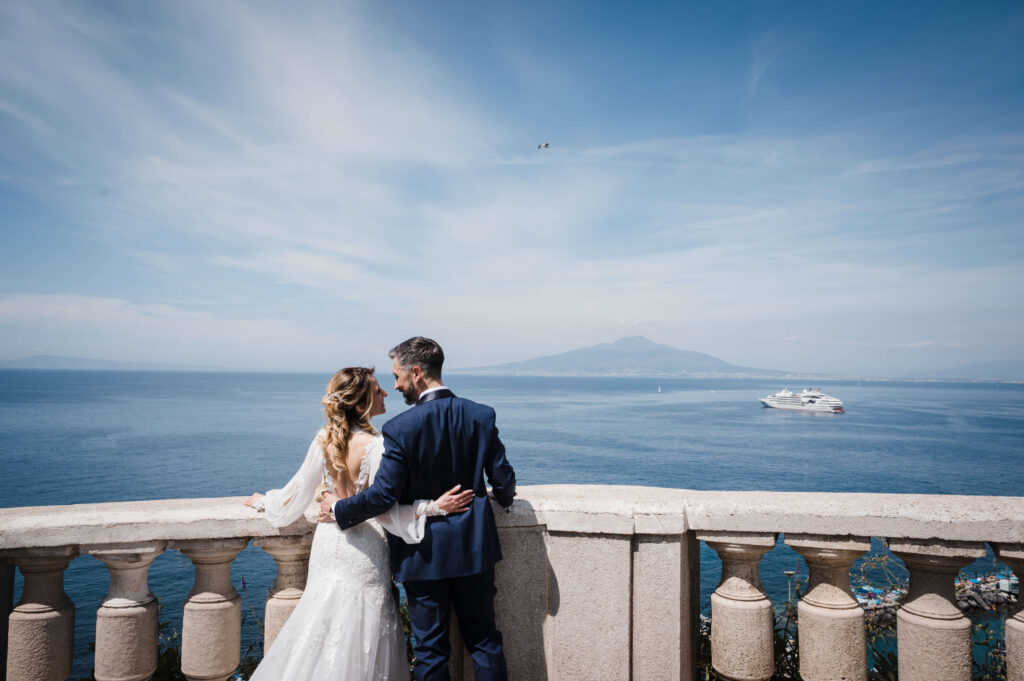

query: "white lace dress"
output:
249 430 433 681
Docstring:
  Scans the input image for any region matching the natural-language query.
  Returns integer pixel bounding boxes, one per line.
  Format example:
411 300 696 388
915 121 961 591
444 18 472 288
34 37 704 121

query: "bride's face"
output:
369 376 388 417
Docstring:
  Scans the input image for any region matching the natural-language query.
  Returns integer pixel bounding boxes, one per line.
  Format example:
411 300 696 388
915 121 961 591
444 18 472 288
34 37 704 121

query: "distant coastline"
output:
0 355 239 373
2 367 1019 385
3 338 1022 382
454 336 1024 383
448 370 1024 384
451 368 825 380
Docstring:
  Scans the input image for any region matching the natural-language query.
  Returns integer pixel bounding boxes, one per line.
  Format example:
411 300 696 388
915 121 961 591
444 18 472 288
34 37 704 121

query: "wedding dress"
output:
249 430 433 681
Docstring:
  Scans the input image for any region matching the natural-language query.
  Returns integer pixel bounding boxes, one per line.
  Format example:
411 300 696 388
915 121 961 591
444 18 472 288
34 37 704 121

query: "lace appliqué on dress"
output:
355 443 374 492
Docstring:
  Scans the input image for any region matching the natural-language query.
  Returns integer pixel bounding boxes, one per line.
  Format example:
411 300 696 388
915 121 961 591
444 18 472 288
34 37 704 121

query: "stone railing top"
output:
512 486 1024 542
0 496 314 552
1 485 1022 551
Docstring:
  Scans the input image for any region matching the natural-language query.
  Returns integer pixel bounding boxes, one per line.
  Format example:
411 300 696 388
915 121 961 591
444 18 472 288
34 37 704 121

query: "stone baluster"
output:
0 546 77 681
786 534 869 681
2 559 14 678
698 532 778 681
253 535 313 651
85 541 167 681
172 538 249 681
993 544 1024 681
889 539 985 681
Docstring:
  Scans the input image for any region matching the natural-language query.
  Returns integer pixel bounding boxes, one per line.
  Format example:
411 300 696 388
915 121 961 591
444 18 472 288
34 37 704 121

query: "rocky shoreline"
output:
859 575 1018 628
957 584 1018 612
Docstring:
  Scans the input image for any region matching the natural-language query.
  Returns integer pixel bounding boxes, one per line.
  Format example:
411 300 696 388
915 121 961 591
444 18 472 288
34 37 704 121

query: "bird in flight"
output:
537 142 550 149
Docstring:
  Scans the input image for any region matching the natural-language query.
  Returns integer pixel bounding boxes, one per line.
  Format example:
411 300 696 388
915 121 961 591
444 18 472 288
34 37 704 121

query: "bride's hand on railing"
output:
435 485 474 515
243 493 265 510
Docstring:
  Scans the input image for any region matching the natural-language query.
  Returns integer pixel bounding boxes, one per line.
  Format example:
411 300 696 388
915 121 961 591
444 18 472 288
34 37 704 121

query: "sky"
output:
1 0 1022 377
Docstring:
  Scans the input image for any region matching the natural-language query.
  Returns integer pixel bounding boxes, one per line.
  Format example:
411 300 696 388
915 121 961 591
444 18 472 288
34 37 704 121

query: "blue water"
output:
2 371 1022 678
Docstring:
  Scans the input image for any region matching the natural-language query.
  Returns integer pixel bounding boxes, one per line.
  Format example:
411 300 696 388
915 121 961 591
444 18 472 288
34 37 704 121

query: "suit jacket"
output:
332 389 516 582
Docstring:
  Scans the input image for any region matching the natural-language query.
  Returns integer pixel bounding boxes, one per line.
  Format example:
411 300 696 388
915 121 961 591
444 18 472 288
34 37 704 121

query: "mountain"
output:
455 336 785 377
917 360 1024 381
0 355 209 371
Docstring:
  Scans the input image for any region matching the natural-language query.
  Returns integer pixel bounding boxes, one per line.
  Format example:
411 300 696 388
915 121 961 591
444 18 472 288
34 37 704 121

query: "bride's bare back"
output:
326 430 374 500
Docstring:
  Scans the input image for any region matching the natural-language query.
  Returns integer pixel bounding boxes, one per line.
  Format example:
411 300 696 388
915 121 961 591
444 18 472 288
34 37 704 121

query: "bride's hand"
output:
435 485 474 514
243 493 265 509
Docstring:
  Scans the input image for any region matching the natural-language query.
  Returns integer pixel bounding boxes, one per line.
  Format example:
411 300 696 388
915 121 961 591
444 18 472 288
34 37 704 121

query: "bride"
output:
243 366 473 680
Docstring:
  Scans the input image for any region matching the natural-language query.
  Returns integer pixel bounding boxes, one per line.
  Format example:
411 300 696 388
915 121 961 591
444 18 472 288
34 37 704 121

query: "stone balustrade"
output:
697 531 776 681
995 544 1024 681
1 485 1022 681
85 541 165 681
786 534 870 681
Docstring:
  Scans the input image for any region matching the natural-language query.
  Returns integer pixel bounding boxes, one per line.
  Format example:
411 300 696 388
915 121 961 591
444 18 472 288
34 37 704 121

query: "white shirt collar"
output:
418 385 448 399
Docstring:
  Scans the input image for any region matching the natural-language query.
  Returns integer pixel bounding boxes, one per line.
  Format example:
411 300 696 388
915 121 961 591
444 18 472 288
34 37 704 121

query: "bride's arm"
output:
249 433 325 528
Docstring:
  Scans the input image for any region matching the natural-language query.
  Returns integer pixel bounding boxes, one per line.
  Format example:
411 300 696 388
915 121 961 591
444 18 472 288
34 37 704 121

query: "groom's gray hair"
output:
389 337 444 380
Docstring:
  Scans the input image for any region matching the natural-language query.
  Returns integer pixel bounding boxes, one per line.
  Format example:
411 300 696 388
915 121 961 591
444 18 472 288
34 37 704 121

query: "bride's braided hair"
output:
321 367 379 484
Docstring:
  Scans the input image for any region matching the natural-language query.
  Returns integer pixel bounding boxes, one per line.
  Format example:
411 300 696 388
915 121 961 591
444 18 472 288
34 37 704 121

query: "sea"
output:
1 370 1023 678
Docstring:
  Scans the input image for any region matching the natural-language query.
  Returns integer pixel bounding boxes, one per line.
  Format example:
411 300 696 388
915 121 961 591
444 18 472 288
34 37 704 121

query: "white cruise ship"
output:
760 388 844 413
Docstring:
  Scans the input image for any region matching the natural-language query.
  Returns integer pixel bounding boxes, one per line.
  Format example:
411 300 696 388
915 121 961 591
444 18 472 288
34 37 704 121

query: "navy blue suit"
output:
333 389 515 681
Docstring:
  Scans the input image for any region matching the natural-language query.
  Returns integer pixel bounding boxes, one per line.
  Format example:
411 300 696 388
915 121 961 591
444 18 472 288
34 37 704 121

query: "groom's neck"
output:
411 374 444 401
420 376 444 391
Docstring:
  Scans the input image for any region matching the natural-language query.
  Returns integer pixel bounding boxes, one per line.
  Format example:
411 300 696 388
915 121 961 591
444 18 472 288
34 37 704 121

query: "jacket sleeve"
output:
363 436 429 543
484 415 516 508
332 429 408 529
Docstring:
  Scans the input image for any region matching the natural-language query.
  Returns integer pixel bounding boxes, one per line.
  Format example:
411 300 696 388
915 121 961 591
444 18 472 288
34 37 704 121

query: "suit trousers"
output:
403 566 508 681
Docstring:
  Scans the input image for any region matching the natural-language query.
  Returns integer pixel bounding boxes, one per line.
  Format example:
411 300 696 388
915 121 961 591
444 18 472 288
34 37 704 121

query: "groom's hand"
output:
318 492 339 523
487 487 515 513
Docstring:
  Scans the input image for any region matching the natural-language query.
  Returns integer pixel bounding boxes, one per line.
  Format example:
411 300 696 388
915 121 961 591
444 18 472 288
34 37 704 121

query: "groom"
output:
321 336 516 681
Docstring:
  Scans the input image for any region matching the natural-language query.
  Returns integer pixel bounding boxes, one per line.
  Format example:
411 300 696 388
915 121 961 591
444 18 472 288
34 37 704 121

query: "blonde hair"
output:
321 367 379 485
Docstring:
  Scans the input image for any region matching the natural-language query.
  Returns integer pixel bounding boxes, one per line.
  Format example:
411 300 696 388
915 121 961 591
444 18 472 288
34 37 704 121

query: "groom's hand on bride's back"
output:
318 491 339 523
435 485 474 514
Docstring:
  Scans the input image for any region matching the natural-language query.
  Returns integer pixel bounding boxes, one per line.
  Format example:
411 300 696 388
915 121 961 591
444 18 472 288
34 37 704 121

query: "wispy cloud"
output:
749 31 785 96
0 294 322 368
889 340 964 349
1 0 1022 374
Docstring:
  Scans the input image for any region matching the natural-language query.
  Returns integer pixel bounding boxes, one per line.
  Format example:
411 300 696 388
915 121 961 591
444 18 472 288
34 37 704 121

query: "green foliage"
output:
395 582 416 669
695 615 714 680
236 576 265 679
973 621 1008 681
770 572 805 680
152 615 187 681
851 549 905 681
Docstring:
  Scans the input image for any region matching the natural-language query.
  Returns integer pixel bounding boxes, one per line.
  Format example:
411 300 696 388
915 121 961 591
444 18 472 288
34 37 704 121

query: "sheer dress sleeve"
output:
262 431 326 527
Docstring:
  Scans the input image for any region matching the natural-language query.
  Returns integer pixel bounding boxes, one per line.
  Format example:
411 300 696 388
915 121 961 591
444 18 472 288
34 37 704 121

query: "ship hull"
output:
760 399 843 413
760 388 845 413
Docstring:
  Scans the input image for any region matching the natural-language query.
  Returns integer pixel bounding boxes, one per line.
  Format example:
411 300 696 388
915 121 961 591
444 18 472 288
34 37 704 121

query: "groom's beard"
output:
400 387 419 405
